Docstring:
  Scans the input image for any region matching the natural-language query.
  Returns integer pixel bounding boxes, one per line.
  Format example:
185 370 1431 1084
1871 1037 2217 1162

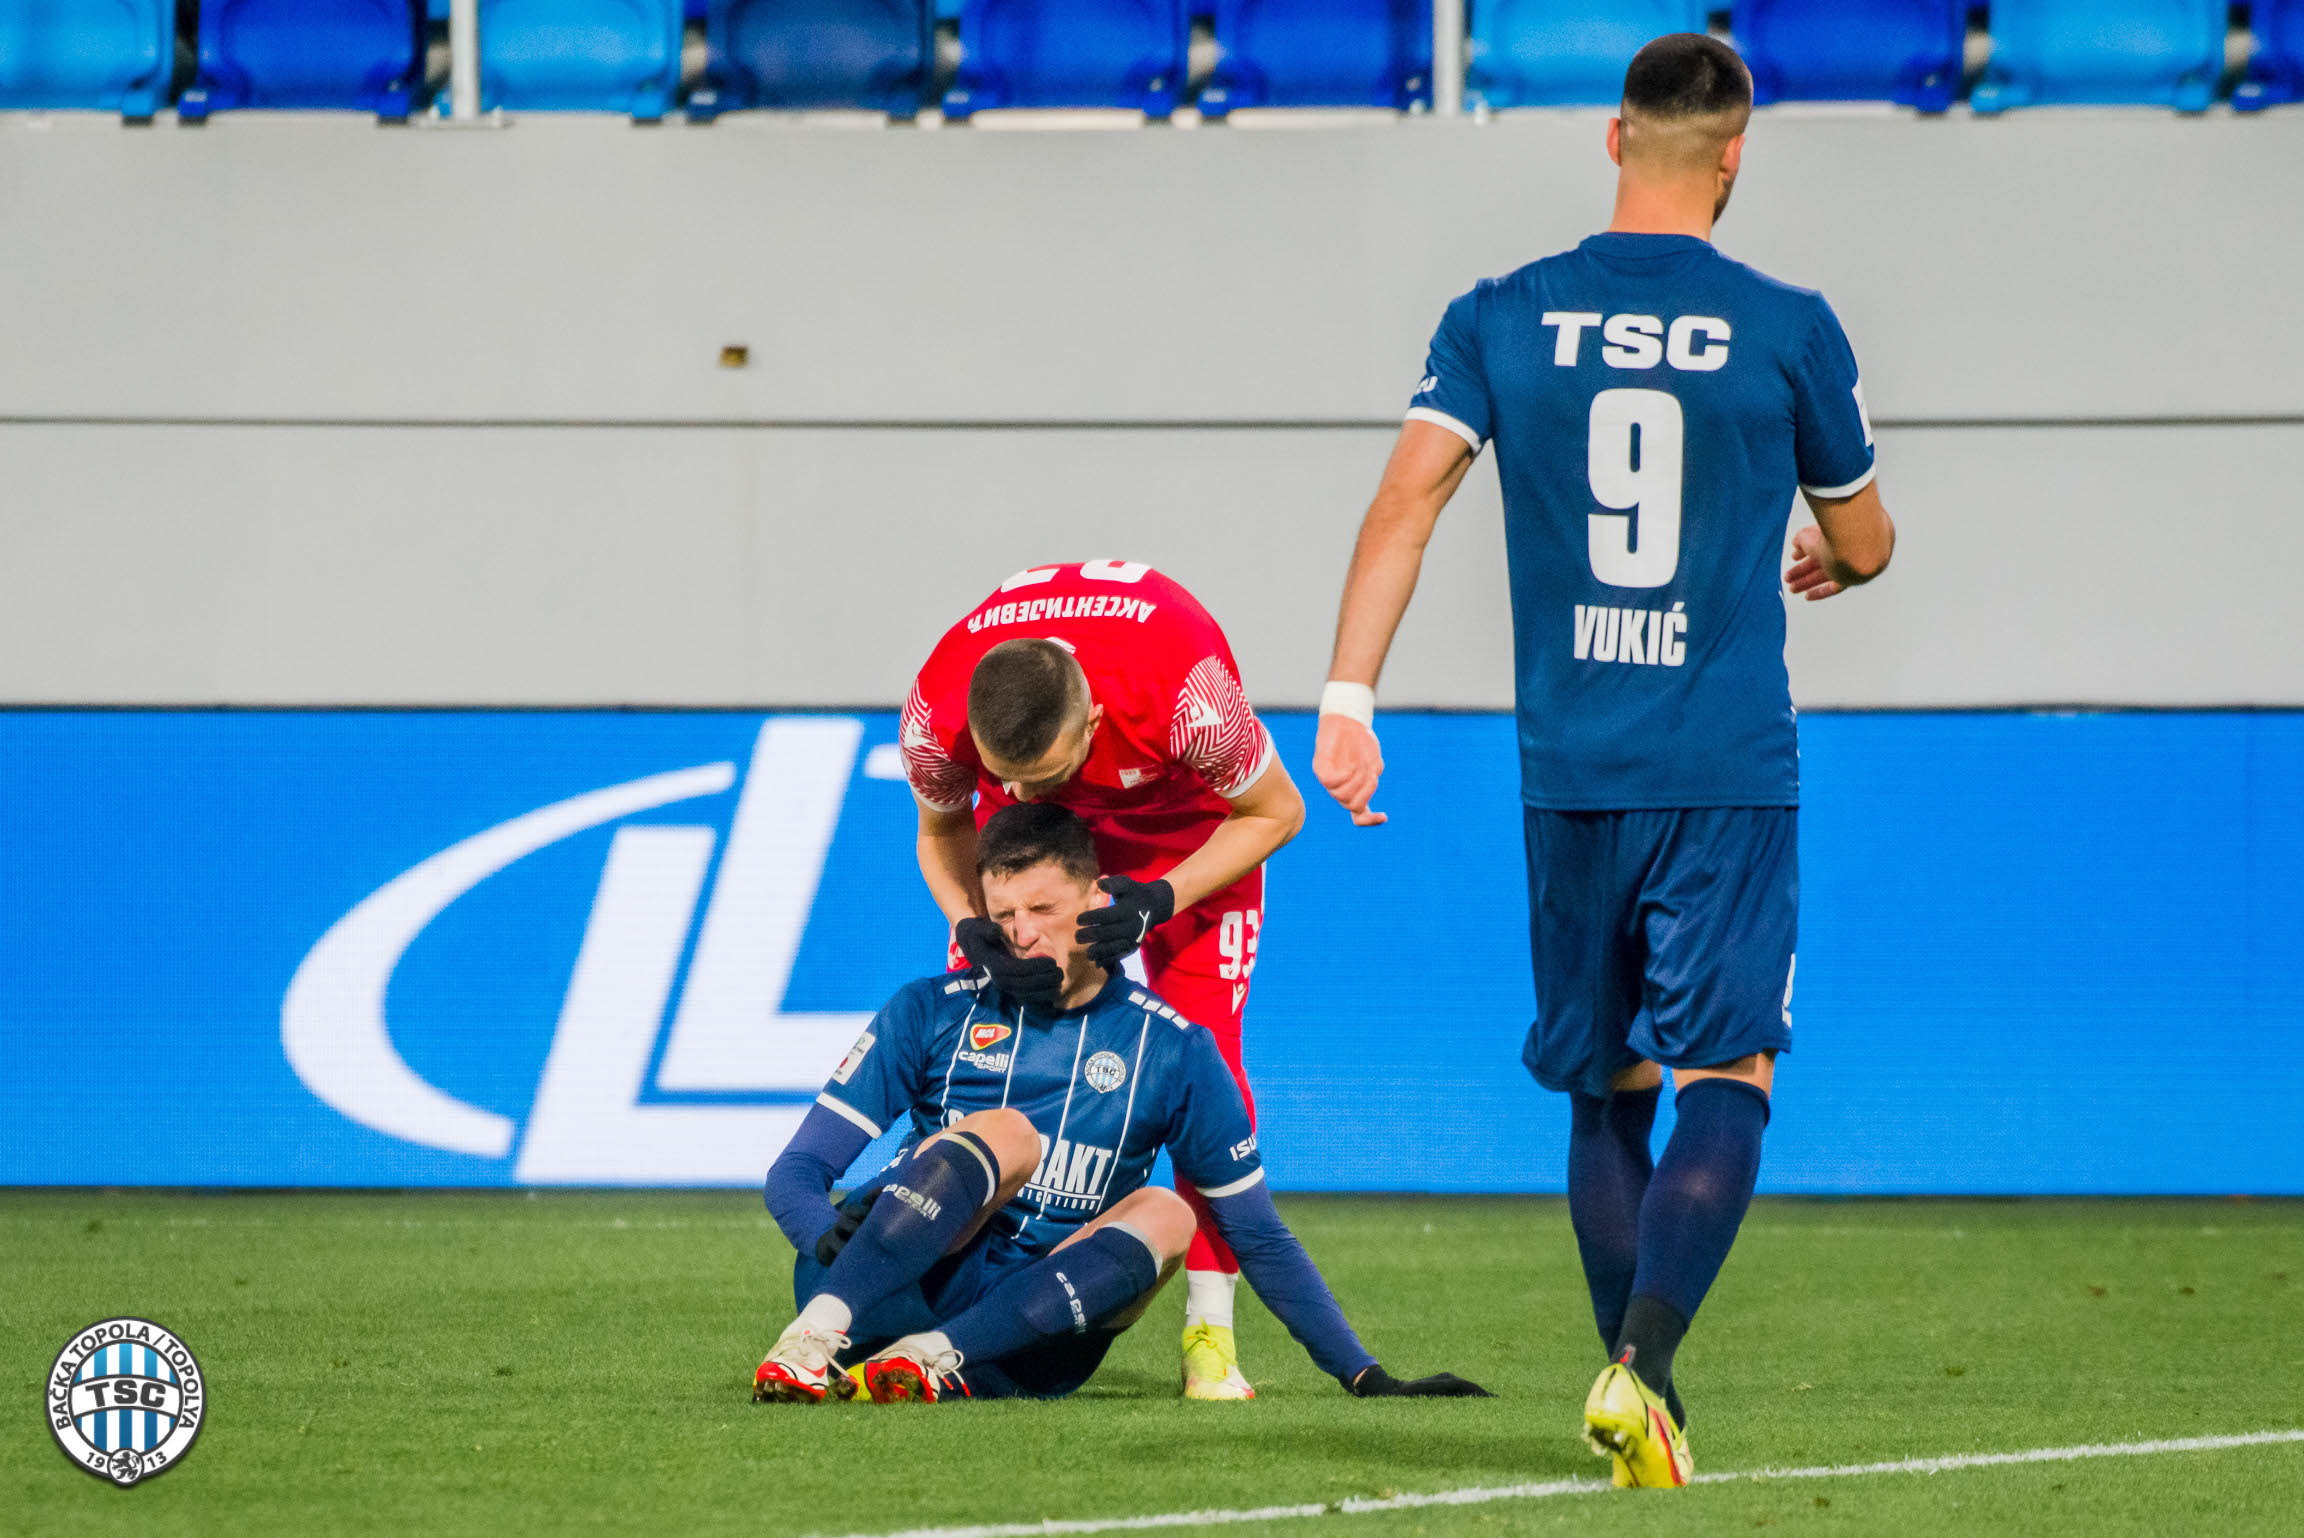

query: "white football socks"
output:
797 1294 853 1337
1184 1269 1238 1332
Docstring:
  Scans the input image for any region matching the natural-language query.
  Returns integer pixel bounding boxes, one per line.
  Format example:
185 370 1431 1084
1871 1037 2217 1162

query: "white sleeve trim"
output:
1405 406 1484 452
909 787 972 816
816 1093 882 1139
1195 1167 1267 1200
1801 462 1877 501
1210 727 1277 801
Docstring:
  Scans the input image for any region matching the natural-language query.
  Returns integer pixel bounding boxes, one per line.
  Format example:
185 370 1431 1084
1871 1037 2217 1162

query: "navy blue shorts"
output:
1520 806 1797 1100
791 1216 1117 1401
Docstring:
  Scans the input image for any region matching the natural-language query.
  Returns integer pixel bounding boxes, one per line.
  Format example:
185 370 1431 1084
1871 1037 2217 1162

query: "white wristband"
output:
1318 681 1376 728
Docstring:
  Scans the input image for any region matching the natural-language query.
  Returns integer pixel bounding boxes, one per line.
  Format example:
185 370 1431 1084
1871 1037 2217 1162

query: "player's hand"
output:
813 1188 880 1267
1348 1364 1493 1398
1075 876 1176 966
954 916 1066 1008
1785 525 1847 602
1314 714 1387 827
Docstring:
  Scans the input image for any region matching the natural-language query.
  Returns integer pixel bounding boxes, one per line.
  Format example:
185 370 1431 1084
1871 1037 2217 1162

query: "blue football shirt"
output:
816 970 1263 1260
1409 233 1877 809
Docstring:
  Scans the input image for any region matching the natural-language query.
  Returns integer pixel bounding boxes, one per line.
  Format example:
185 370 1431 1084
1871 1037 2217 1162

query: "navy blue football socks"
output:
940 1224 1162 1366
1566 1085 1660 1353
1618 1076 1771 1403
816 1130 1000 1320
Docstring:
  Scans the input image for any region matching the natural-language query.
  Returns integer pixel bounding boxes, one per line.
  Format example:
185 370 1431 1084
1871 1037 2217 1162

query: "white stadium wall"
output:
1 109 2299 708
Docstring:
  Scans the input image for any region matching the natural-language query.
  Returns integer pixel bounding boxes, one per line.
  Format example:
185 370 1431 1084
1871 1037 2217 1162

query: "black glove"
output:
1074 876 1176 966
1348 1364 1494 1398
954 916 1066 1008
813 1188 880 1267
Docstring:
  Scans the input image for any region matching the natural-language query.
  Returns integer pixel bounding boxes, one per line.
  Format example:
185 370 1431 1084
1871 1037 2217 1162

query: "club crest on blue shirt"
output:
1083 1051 1128 1094
969 1021 1013 1052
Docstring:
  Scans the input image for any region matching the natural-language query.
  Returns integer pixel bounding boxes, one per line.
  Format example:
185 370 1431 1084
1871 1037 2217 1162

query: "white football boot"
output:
751 1319 854 1403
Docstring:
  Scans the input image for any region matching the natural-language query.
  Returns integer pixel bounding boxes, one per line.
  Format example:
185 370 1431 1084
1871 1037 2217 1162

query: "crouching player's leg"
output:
754 1108 1042 1403
857 1186 1196 1404
1139 872 1263 1400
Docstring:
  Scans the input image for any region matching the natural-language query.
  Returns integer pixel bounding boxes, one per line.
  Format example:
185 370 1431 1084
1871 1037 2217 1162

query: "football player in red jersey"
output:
901 559 1306 1400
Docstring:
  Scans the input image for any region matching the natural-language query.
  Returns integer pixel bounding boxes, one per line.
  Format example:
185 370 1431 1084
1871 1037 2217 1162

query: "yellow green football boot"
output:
1583 1351 1691 1488
1181 1322 1255 1400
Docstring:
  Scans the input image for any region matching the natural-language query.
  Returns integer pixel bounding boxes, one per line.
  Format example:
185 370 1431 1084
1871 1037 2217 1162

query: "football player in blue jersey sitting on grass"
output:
754 801 1488 1405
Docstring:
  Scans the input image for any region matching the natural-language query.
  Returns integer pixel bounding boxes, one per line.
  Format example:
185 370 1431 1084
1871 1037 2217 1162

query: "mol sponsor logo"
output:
281 718 908 1185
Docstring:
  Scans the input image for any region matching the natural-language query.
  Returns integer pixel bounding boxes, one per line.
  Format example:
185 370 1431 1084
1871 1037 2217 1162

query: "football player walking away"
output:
1312 35 1895 1487
752 803 1487 1407
899 561 1301 1399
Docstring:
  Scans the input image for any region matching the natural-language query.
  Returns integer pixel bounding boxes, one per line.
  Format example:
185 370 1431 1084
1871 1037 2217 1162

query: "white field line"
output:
827 1429 2304 1538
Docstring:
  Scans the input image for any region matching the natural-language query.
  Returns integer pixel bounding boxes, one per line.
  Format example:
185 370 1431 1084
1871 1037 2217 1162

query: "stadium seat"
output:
1731 0 1964 111
946 0 1190 116
2236 0 2304 110
181 0 426 120
697 0 933 116
1467 0 1708 109
1970 0 2226 113
476 0 685 118
0 0 177 117
1201 0 1432 113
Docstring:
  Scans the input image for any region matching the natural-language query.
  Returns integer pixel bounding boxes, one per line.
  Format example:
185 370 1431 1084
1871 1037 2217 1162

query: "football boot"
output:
1583 1350 1692 1488
1181 1322 1256 1401
861 1334 970 1403
751 1319 853 1403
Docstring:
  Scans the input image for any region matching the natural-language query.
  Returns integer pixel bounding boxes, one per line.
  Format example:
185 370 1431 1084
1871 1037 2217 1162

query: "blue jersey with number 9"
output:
1409 233 1876 810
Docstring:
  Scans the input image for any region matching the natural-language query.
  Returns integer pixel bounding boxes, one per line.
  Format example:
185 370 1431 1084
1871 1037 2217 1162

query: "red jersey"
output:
901 560 1274 881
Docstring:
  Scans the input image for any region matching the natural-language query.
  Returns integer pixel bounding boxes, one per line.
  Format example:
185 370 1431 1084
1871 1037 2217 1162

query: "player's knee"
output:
1610 1060 1664 1093
942 1108 1041 1182
1116 1187 1198 1261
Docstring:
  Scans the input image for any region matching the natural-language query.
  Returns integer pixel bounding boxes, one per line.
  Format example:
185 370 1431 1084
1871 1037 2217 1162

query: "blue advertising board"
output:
1 710 2298 1193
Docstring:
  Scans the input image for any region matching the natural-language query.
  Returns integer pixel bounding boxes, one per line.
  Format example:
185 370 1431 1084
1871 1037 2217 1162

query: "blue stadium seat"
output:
946 0 1190 116
477 0 684 118
182 0 425 120
1732 0 1963 111
1970 0 2226 113
0 0 177 117
697 0 932 115
1202 0 1431 113
2236 0 2304 110
1468 0 1707 109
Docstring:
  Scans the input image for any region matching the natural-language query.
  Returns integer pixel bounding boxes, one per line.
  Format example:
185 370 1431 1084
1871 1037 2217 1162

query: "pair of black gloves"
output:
953 873 1176 1008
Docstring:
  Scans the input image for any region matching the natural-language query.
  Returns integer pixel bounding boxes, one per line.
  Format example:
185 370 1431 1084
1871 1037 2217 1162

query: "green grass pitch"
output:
5 1191 2300 1537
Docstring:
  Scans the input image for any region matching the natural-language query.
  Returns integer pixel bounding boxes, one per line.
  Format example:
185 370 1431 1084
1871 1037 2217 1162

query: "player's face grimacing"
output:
982 860 1105 1000
975 706 1102 803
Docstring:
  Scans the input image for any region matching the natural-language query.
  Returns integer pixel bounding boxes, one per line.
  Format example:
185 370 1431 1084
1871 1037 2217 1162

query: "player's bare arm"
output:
1314 419 1478 827
916 803 985 925
1155 755 1304 914
1786 480 1896 602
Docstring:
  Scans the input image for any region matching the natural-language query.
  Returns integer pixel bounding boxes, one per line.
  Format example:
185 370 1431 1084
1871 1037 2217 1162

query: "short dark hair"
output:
1622 32 1752 123
968 639 1086 766
977 802 1101 887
